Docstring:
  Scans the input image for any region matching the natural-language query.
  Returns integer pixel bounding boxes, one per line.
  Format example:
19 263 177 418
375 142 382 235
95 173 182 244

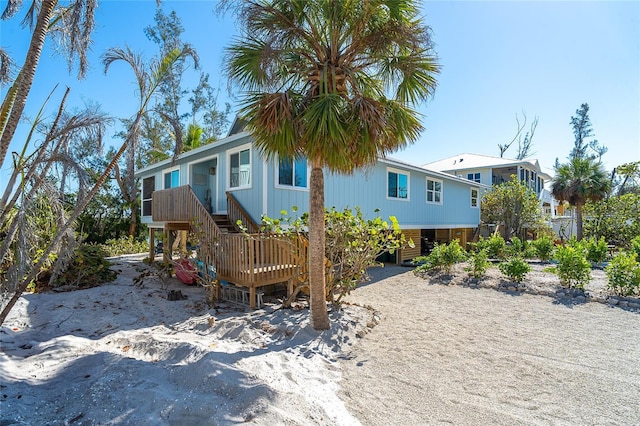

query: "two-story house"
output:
423 153 558 236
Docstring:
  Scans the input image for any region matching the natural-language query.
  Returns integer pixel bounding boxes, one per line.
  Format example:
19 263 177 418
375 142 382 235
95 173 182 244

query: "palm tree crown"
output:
551 156 611 240
225 0 440 170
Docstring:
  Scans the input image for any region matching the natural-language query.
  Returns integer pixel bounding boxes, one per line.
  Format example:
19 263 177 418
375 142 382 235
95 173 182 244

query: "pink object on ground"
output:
174 258 197 285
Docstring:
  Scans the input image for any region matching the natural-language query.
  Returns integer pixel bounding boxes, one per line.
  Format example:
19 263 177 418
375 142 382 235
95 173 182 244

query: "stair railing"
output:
226 191 260 233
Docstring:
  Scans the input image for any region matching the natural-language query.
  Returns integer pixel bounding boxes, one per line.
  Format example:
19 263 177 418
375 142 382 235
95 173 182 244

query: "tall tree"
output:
0 0 97 172
144 8 199 157
481 176 546 239
224 0 440 330
498 111 538 160
102 45 196 237
1 46 190 325
551 157 611 241
569 103 607 161
188 73 231 142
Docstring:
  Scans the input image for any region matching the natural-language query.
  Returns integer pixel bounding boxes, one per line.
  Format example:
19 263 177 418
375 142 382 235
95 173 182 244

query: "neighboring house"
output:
423 153 559 236
135 122 485 267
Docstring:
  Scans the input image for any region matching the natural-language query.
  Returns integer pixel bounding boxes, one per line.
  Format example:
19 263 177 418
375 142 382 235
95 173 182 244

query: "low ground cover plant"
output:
605 252 640 296
98 235 149 257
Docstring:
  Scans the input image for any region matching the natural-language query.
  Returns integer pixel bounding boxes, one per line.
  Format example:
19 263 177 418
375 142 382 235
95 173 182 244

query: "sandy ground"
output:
340 265 640 426
1 256 639 425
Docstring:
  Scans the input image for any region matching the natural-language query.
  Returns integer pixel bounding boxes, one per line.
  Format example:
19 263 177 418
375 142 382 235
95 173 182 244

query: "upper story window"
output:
471 188 479 208
164 169 179 189
229 146 251 189
467 172 481 183
142 176 155 216
278 156 308 189
426 178 442 204
387 169 409 200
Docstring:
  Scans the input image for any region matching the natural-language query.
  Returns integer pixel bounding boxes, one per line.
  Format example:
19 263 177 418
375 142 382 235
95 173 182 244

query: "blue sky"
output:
1 0 639 191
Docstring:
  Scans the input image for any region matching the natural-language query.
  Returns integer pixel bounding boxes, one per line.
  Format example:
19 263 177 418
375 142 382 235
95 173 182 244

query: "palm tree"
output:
102 45 196 237
551 157 611 241
0 0 98 170
224 0 440 329
0 47 188 326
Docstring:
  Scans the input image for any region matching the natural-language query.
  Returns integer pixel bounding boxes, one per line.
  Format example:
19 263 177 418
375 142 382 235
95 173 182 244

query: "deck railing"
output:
226 191 260 233
152 186 312 306
215 233 305 286
152 186 220 266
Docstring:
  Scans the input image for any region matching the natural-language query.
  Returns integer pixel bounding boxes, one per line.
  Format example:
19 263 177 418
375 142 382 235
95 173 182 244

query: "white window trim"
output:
275 155 310 191
426 177 443 205
227 143 252 191
386 167 410 201
470 187 479 208
163 166 180 189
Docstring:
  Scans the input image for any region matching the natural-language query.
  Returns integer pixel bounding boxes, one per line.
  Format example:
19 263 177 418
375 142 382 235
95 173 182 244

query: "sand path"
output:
339 266 640 425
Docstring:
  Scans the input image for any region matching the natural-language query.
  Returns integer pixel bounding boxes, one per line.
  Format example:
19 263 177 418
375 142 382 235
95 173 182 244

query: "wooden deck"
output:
152 186 308 308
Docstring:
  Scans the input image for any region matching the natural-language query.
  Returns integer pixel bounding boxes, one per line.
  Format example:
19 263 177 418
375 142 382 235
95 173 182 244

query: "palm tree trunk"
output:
576 203 584 241
308 161 329 330
0 0 57 168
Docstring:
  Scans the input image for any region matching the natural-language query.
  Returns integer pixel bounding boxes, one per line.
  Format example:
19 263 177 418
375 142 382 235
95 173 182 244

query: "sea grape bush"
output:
630 235 640 257
584 236 608 266
260 206 411 304
414 240 466 274
475 234 506 259
605 252 640 296
498 257 531 283
531 235 555 262
465 248 491 279
554 244 591 289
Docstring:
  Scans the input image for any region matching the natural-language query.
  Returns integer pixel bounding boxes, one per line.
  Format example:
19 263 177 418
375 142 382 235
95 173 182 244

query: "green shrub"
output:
506 236 523 258
475 234 506 259
605 252 640 296
465 249 491 279
498 257 531 283
584 236 608 266
54 244 117 288
522 239 537 259
98 235 149 257
554 245 591 289
532 235 555 262
630 235 640 257
415 240 466 274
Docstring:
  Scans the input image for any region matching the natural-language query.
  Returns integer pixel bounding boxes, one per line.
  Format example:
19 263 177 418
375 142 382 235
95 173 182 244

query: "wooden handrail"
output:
152 185 221 266
226 191 260 233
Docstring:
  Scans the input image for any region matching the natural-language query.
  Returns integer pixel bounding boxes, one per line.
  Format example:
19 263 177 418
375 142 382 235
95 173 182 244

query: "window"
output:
471 188 479 208
387 169 409 199
229 147 251 189
164 169 179 189
278 156 308 188
426 178 442 204
142 177 155 216
467 172 481 183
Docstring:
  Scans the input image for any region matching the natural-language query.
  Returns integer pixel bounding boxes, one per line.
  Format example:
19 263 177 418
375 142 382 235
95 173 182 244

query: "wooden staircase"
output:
211 214 237 233
151 186 310 308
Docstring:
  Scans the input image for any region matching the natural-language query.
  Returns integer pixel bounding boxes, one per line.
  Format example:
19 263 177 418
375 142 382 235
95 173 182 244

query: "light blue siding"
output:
135 133 482 229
